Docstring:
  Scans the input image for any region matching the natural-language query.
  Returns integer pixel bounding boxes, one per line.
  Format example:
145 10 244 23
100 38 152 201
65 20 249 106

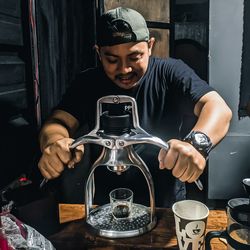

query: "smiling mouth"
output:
116 73 136 82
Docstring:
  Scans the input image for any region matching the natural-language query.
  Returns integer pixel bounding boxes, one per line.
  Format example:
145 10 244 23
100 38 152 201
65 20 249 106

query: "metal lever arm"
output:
118 133 203 191
117 134 170 151
70 134 114 149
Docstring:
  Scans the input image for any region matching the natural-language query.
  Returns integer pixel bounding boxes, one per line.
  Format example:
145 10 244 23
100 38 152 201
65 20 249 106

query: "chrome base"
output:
86 203 157 238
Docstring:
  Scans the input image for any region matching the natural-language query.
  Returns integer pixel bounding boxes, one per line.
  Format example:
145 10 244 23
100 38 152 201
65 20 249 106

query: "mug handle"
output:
205 230 227 250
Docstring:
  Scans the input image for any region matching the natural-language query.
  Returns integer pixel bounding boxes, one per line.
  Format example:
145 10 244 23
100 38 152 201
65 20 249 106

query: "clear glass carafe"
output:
206 198 250 250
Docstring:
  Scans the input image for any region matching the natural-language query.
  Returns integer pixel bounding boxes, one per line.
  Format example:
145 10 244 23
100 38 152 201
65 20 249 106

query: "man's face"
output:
96 39 154 89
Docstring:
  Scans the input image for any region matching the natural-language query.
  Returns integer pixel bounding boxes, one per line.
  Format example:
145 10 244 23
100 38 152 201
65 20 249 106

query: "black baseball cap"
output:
96 7 149 46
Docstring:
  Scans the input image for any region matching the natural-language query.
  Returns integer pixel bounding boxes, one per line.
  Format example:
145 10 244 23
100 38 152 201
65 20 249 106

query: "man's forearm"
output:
193 92 232 146
39 110 79 152
39 121 70 152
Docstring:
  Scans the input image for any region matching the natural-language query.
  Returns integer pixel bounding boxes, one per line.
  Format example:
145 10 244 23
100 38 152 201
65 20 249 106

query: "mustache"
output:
115 72 136 79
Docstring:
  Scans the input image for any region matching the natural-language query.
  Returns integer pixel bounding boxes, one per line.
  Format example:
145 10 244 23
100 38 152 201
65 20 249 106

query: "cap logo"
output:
112 32 133 40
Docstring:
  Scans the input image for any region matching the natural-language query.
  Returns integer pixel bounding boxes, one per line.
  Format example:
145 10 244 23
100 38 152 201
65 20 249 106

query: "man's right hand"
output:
38 138 84 179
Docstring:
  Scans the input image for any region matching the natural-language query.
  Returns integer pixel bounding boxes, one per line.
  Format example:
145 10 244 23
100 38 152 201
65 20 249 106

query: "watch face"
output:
194 133 209 146
184 131 212 159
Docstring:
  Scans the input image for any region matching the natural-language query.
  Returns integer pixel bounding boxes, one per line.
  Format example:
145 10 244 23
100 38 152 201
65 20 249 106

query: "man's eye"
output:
106 58 117 64
130 56 142 62
130 58 138 61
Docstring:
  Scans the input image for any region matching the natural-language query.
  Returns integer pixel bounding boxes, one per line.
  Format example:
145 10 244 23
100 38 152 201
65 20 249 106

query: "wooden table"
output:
49 208 227 250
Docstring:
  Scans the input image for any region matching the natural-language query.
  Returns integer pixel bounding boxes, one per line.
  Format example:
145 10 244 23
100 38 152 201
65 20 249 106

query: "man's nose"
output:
118 60 132 73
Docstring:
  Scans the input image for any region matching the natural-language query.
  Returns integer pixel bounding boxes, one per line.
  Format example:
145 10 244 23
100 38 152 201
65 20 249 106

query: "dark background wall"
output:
0 0 97 190
35 0 96 122
239 0 250 118
0 0 37 189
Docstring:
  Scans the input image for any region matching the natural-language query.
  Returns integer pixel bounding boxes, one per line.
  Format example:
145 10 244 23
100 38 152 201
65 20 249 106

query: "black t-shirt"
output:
56 57 214 207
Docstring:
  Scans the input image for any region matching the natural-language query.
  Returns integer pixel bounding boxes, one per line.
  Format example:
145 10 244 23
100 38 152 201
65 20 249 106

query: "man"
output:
38 7 232 207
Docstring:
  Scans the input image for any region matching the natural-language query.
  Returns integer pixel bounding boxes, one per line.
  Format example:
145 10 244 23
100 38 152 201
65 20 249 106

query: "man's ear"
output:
148 37 155 56
94 45 101 60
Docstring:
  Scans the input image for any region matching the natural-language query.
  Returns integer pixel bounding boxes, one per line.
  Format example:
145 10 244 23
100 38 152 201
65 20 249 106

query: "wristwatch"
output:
183 131 213 160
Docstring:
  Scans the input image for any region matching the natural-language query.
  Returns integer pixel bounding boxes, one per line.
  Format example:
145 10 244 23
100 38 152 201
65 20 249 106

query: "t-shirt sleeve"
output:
170 59 214 103
163 58 215 137
166 59 214 116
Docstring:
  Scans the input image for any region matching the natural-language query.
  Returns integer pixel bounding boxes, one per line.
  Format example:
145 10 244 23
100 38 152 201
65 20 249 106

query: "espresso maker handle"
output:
118 133 169 151
70 134 114 149
120 134 203 191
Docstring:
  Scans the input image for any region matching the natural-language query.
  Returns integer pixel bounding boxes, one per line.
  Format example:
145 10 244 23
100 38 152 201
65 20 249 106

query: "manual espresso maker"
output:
70 95 170 238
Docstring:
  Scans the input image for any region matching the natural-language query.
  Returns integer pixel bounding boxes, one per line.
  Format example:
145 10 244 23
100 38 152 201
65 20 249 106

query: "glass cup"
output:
109 188 133 220
172 199 209 250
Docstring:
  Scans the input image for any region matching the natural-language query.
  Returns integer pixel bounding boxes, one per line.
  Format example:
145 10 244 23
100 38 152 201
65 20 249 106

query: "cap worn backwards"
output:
96 7 149 46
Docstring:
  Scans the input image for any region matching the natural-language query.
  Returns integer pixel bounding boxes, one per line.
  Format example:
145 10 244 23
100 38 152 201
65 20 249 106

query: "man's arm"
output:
158 91 232 183
39 110 79 150
192 91 232 145
38 110 84 179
